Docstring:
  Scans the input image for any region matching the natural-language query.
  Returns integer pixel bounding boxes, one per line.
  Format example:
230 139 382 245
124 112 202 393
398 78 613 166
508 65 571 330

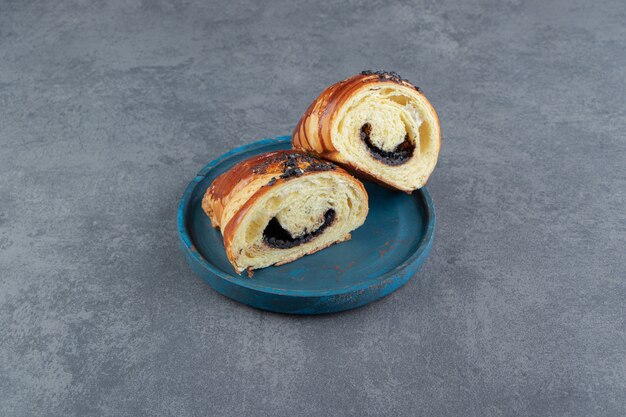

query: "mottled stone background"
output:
1 0 624 416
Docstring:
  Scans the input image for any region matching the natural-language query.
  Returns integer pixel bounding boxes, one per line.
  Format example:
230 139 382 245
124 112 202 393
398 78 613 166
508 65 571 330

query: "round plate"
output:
178 137 435 314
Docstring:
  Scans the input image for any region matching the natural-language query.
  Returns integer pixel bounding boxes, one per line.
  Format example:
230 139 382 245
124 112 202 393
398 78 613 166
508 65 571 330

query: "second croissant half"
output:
293 71 441 193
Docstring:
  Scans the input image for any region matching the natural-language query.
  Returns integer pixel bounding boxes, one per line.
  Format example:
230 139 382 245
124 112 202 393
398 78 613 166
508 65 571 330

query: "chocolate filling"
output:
360 123 414 166
263 209 336 249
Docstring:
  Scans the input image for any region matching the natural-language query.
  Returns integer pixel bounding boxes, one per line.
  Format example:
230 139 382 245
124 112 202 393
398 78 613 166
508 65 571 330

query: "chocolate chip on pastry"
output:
202 151 368 274
292 71 441 193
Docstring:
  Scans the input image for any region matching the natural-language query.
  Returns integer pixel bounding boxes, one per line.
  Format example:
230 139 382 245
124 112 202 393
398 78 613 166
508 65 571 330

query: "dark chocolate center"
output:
360 123 414 166
263 209 336 249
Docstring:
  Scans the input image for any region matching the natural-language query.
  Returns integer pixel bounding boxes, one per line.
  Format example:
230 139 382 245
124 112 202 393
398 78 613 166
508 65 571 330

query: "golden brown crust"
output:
292 72 441 192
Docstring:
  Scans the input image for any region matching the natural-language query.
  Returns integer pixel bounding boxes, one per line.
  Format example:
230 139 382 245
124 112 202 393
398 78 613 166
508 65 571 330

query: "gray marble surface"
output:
1 0 625 416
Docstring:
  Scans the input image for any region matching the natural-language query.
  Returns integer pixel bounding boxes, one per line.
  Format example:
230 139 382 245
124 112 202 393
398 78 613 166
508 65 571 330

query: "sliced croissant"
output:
202 151 368 274
292 71 441 193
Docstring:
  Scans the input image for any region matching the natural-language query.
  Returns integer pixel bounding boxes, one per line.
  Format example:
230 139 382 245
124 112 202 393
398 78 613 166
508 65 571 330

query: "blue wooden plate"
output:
178 137 435 314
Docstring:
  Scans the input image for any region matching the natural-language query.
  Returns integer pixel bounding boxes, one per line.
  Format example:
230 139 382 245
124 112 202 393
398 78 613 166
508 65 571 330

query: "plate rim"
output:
177 136 435 298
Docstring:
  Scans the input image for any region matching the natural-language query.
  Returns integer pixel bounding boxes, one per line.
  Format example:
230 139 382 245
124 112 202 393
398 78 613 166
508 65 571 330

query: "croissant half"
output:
292 71 441 193
202 151 368 274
